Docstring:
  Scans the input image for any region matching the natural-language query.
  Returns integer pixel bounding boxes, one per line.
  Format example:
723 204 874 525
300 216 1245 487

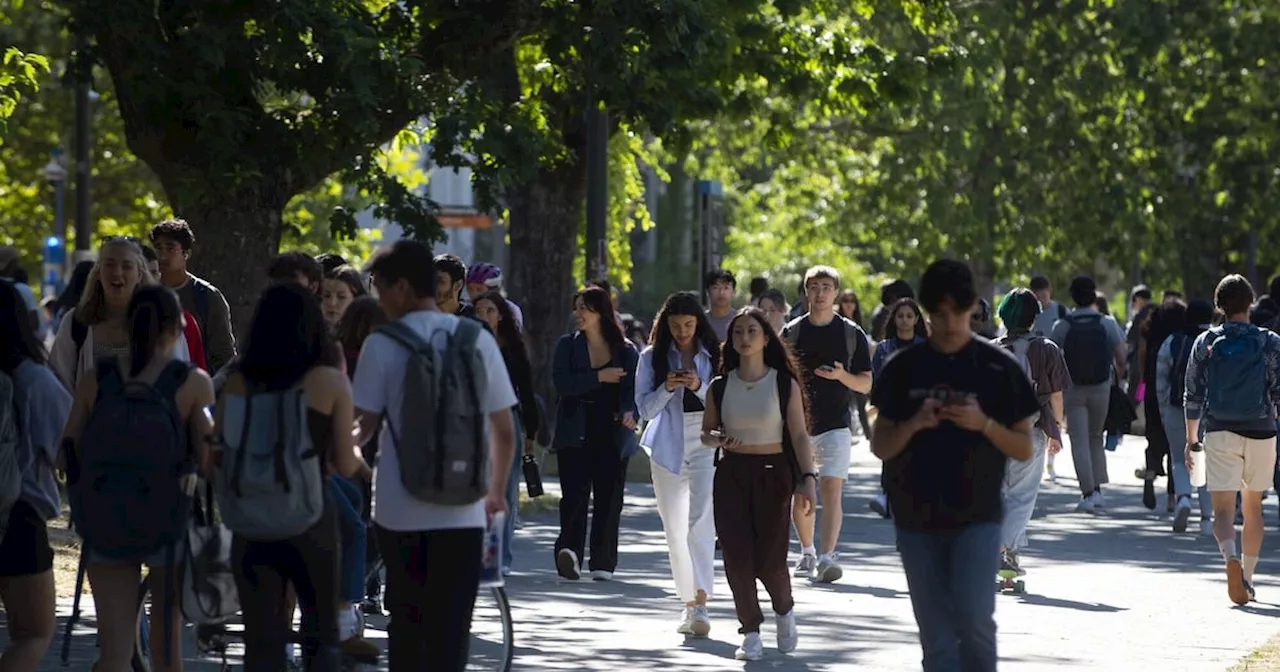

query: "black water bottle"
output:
522 454 544 498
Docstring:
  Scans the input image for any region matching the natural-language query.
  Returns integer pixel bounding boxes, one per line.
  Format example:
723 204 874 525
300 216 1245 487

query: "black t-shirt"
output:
792 318 872 435
870 337 1039 532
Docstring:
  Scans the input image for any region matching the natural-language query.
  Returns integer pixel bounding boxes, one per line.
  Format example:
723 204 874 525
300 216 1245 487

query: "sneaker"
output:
676 607 694 635
735 633 764 661
1092 490 1105 509
590 569 613 581
869 493 890 518
359 598 382 616
776 610 798 653
339 636 381 664
689 605 711 637
501 566 513 577
814 554 843 584
1173 496 1192 533
1075 494 1096 514
556 549 580 580
1001 549 1025 577
1227 556 1250 605
1200 520 1214 537
1246 579 1257 602
793 553 817 579
1136 467 1154 480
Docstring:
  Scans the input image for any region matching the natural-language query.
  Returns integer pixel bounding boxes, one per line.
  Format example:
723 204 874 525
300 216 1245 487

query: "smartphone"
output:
817 365 835 373
708 429 726 439
672 369 692 376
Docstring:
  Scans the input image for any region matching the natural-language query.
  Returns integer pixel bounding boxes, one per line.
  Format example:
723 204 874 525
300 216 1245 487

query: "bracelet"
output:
803 472 819 483
981 418 993 436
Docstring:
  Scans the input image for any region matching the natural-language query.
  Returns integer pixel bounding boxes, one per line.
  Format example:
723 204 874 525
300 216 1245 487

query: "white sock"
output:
284 643 296 661
338 606 357 640
1219 538 1238 561
1244 555 1259 582
801 545 816 557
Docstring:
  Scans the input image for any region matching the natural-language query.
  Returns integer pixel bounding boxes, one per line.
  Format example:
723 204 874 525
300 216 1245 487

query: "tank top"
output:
720 368 784 444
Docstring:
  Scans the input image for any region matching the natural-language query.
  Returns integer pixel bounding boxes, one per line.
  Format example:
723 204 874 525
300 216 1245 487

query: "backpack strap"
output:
450 319 486 491
775 371 802 488
229 391 255 498
841 318 859 372
95 359 124 398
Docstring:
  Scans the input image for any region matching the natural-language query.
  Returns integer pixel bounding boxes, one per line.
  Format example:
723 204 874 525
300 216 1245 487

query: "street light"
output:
42 147 68 294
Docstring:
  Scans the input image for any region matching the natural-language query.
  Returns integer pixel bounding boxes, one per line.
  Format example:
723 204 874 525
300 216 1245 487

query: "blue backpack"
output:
1207 326 1270 422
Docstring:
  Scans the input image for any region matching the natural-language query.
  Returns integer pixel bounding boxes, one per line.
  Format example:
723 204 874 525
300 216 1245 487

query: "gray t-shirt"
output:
1032 300 1066 338
707 310 734 343
1048 307 1126 376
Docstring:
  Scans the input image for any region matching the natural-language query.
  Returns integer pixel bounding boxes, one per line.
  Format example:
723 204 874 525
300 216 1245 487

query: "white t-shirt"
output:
352 309 517 532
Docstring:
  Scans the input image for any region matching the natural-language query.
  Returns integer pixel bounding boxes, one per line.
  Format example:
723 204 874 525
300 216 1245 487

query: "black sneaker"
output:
360 598 383 616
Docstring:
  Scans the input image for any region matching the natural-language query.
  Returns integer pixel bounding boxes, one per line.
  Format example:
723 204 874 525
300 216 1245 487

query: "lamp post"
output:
42 147 69 296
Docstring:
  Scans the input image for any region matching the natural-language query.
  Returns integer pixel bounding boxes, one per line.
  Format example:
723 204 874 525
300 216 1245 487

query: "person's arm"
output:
1267 332 1280 418
983 415 1036 461
1183 333 1210 444
1038 340 1070 441
1154 336 1174 409
552 336 601 397
785 377 817 474
478 332 518 512
206 288 238 373
700 379 724 447
1048 392 1064 438
48 311 78 392
184 370 216 476
839 324 873 394
869 357 934 461
634 348 675 421
1109 317 1127 385
510 354 539 441
326 369 367 479
352 335 388 447
487 407 516 498
57 367 99 472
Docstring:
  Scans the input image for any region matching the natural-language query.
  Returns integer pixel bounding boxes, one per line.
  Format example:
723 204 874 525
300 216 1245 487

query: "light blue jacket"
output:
635 343 715 476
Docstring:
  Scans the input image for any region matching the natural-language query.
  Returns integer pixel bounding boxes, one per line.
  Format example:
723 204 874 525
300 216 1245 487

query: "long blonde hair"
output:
75 237 157 325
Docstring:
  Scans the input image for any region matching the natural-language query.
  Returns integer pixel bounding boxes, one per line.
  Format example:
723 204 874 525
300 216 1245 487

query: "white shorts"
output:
812 429 853 480
1205 431 1277 493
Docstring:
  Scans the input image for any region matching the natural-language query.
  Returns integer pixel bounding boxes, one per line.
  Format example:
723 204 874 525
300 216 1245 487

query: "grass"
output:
518 489 561 516
1232 635 1280 671
49 509 85 599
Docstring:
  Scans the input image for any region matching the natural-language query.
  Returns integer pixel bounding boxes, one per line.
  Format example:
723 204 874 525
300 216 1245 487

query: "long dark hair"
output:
55 260 95 314
648 291 721 389
574 286 626 349
239 283 330 391
127 285 183 377
335 295 387 355
0 281 45 373
719 307 808 416
887 296 928 339
476 291 527 354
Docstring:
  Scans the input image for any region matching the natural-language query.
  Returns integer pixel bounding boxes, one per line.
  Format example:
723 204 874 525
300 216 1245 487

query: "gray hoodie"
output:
12 360 73 520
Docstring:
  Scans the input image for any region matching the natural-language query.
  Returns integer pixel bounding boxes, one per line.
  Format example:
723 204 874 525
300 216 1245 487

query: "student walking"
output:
702 308 817 661
635 292 721 636
871 259 1038 672
1183 275 1280 605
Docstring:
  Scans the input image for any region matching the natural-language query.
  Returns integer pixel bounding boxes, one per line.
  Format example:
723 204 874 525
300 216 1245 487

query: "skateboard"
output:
996 569 1025 594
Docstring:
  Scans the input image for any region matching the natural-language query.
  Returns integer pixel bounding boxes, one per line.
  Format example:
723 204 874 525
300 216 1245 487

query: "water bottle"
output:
479 512 506 588
522 454 544 498
1190 443 1207 489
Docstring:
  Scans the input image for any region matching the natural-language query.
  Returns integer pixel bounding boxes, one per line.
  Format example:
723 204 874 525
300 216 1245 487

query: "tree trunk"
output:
505 160 588 407
175 197 287 339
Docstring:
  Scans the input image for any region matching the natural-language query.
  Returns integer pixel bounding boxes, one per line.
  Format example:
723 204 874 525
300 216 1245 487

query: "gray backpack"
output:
215 385 324 540
0 373 20 544
376 319 489 506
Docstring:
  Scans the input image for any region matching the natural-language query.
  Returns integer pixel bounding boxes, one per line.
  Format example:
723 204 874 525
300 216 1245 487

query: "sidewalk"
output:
6 434 1279 670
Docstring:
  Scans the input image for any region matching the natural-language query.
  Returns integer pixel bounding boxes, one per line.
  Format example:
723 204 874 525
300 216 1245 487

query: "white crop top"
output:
720 368 785 445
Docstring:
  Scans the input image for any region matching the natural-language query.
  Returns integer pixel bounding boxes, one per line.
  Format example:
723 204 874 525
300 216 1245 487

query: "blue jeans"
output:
502 414 525 570
1160 404 1212 520
328 476 366 603
896 522 1000 672
1001 430 1047 550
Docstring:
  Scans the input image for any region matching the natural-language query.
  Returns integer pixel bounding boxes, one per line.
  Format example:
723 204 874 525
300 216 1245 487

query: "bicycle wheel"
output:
467 585 513 671
133 580 151 672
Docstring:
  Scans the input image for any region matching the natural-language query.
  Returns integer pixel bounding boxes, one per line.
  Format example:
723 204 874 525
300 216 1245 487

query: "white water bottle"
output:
1190 443 1207 489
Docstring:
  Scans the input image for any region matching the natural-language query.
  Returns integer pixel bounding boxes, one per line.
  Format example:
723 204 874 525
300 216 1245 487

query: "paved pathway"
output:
6 434 1280 670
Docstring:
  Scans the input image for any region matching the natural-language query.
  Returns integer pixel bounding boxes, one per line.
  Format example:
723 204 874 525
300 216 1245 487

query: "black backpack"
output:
1062 314 1111 385
710 371 802 490
1168 332 1192 408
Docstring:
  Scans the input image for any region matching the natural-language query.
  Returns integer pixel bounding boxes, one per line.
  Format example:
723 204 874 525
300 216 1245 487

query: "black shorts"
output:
0 499 55 577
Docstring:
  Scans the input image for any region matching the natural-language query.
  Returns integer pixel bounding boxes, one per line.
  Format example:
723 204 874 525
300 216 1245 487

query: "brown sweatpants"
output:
713 451 795 634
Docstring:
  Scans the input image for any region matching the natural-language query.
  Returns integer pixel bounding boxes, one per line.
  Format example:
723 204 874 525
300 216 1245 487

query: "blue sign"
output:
43 236 64 296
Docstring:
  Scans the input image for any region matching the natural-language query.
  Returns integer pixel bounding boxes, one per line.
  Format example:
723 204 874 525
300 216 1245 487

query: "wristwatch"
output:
802 472 820 483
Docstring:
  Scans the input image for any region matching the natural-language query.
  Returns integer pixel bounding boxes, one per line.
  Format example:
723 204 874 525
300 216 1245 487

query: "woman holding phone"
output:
635 292 721 637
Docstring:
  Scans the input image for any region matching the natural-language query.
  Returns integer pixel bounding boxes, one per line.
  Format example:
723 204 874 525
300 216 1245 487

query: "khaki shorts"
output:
1205 431 1277 493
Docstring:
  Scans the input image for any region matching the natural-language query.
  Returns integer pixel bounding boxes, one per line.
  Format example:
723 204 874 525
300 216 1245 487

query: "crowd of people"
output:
0 221 1276 671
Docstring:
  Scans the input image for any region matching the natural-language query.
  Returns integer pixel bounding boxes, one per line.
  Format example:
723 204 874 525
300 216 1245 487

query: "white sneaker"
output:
1173 496 1192 533
1075 495 1096 514
590 569 613 581
793 553 816 579
735 632 764 661
1092 491 1105 509
676 607 694 635
1047 457 1058 484
689 605 711 637
776 610 798 653
814 554 843 584
1201 519 1215 537
556 549 580 580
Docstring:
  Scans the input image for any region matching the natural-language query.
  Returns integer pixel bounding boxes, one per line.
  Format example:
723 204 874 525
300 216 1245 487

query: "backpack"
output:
376 318 489 506
182 488 239 626
782 314 864 373
1000 334 1036 390
1206 326 1270 422
1057 303 1069 321
0 372 21 545
69 360 193 561
215 383 325 540
1062 314 1112 385
710 370 802 490
1168 332 1192 409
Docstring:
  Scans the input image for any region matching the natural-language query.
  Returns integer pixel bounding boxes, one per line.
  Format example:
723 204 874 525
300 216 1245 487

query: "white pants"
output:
650 413 716 602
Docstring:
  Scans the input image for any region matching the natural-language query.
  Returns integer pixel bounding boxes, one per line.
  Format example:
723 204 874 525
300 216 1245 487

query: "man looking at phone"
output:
781 266 873 583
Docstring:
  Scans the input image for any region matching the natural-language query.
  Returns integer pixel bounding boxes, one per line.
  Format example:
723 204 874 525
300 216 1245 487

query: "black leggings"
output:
377 526 484 672
233 507 342 672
